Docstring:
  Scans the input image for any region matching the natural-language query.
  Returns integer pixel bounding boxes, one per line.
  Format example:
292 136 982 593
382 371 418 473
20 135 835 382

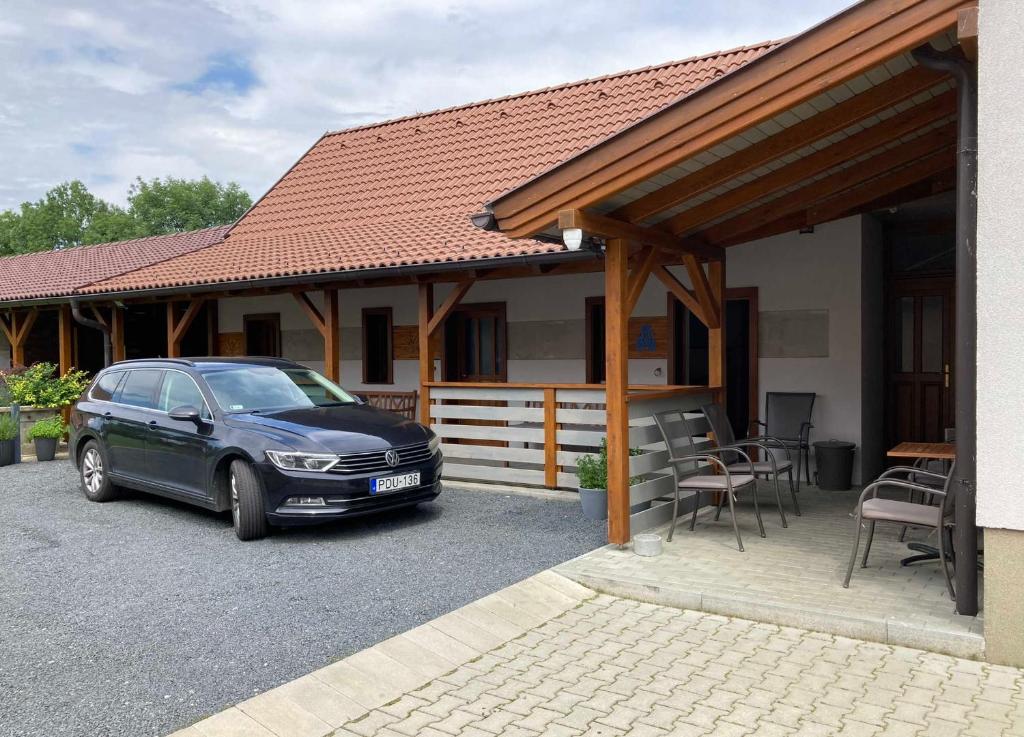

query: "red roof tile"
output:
0 226 229 302
81 42 779 295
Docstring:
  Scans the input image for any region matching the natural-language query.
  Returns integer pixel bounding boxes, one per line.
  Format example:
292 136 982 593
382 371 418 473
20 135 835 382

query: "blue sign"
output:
636 324 656 352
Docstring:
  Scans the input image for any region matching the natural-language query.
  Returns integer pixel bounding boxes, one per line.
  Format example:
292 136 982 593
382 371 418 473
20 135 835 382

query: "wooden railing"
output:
425 381 712 533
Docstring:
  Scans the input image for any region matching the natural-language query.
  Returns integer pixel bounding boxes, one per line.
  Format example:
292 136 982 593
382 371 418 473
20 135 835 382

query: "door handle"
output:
944 364 950 389
148 420 158 429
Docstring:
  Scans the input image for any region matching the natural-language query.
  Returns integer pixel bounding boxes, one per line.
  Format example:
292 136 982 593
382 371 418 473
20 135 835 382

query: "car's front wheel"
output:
79 440 118 502
229 459 268 541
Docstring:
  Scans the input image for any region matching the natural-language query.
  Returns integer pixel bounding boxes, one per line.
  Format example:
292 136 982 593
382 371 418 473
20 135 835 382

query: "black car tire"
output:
79 440 118 502
230 459 268 541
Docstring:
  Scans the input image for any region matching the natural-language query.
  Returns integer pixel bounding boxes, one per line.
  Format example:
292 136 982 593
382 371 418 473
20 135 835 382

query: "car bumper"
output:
257 455 443 526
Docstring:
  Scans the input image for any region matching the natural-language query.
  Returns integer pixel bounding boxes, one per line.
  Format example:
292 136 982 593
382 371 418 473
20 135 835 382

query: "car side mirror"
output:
168 405 204 425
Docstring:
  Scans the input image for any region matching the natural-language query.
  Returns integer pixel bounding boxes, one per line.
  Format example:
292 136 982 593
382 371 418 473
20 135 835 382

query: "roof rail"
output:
111 358 196 367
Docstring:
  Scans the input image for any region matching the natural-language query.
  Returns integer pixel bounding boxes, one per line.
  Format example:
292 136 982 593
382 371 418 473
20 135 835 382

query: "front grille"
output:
328 441 434 474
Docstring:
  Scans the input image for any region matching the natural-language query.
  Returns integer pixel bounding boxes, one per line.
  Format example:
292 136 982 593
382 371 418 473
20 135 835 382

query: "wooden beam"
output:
323 289 340 383
492 0 966 235
958 6 978 61
654 267 707 325
624 246 659 316
665 90 957 235
558 209 724 261
58 305 73 375
604 238 631 546
88 305 109 330
707 260 726 399
111 307 125 363
417 283 434 426
427 279 473 337
615 67 949 224
167 299 206 358
543 387 557 489
700 124 956 246
0 313 14 346
2 309 38 367
683 255 720 329
293 292 327 338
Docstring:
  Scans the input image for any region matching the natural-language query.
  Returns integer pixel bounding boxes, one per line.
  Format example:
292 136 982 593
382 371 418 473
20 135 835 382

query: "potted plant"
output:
4 363 90 456
27 415 66 462
0 414 17 467
576 440 646 521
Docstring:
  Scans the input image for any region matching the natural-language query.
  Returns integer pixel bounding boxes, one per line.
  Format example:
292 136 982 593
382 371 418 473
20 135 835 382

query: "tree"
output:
0 177 253 255
126 176 252 234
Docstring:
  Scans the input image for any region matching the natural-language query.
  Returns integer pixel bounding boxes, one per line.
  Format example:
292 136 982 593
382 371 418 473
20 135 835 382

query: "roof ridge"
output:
0 224 230 265
322 39 781 139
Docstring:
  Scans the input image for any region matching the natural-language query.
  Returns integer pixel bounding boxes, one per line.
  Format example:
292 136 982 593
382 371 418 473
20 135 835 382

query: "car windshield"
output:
202 366 358 413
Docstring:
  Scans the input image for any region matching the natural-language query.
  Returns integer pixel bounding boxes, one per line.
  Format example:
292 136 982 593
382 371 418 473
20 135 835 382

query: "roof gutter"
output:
2 247 593 307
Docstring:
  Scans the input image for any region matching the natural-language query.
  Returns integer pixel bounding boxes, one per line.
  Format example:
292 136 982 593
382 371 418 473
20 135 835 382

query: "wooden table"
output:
886 441 956 567
886 442 955 461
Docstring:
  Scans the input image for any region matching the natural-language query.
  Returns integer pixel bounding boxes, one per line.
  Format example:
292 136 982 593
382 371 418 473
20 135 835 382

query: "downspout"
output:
912 44 978 616
70 299 112 369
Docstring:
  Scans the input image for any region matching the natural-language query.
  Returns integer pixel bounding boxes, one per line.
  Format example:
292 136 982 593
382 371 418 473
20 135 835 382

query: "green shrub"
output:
27 415 67 440
4 363 90 408
0 414 17 442
576 440 644 489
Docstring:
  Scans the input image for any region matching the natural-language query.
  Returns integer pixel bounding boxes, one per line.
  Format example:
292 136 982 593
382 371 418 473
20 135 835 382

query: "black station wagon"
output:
68 357 443 540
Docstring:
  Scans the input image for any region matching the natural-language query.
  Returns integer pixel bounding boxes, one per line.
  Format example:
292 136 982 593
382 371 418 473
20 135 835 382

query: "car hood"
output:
226 404 429 453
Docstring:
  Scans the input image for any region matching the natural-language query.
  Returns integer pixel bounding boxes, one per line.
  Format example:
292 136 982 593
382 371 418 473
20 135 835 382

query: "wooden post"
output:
708 258 727 404
58 305 73 375
1 309 38 367
323 289 340 383
417 283 434 426
111 306 126 363
544 387 557 489
605 238 630 545
166 303 178 358
167 299 205 358
206 299 219 356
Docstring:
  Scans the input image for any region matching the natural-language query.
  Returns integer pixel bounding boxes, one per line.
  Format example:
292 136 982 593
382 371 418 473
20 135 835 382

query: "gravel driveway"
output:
0 460 605 737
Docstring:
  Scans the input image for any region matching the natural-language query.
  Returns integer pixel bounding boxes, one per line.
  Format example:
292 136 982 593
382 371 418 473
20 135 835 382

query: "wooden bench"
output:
357 390 418 420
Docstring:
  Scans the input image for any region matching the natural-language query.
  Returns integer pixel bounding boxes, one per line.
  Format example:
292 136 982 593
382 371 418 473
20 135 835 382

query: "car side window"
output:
89 371 124 402
158 372 211 420
115 369 162 410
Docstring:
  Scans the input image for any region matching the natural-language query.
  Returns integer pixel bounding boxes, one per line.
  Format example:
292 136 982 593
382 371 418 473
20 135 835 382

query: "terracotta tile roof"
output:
82 41 779 294
0 226 229 302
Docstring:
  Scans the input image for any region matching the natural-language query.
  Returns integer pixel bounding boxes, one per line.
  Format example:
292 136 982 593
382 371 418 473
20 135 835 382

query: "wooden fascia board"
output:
700 122 956 245
491 0 970 237
665 89 957 236
557 209 724 261
616 66 947 224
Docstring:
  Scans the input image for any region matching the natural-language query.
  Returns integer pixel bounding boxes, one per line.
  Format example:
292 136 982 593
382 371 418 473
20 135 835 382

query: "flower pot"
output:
0 439 14 467
18 407 58 457
579 487 608 521
34 437 57 462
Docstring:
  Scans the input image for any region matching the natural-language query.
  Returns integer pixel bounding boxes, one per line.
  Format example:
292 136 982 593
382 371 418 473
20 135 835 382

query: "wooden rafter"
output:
958 6 978 61
665 90 956 235
699 123 956 246
492 0 971 236
167 299 206 357
89 304 109 329
614 66 947 224
557 209 723 261
293 292 327 337
427 279 473 336
624 246 659 316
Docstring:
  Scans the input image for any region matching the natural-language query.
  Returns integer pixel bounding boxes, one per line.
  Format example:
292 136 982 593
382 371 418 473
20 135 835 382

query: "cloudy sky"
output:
0 0 851 211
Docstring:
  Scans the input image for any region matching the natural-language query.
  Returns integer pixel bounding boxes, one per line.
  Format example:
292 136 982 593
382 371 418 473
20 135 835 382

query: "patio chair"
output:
752 392 815 491
843 462 956 599
653 408 762 552
701 401 800 527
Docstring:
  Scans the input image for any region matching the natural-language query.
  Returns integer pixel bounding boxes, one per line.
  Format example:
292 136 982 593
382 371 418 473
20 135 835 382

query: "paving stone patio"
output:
172 572 1024 737
557 485 984 659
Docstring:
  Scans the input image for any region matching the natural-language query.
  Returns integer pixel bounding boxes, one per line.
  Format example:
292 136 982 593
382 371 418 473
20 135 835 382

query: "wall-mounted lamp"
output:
562 228 584 251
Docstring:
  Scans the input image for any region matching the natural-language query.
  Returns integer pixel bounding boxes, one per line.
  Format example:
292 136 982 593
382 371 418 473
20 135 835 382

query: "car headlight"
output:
428 434 441 456
265 450 339 472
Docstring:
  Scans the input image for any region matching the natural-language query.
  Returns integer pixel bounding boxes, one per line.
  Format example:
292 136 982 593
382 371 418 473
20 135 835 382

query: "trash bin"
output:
813 440 856 490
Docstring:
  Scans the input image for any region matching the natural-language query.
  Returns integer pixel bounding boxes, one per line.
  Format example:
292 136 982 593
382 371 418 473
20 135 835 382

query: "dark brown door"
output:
244 314 281 357
886 277 954 446
443 303 507 382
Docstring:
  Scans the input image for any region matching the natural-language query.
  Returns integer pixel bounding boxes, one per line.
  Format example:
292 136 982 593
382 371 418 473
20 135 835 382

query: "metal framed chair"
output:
752 392 815 491
701 402 800 526
653 408 762 552
843 462 956 599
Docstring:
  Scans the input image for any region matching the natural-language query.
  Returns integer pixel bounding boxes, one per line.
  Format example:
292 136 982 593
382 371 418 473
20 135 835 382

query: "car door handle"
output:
148 420 158 429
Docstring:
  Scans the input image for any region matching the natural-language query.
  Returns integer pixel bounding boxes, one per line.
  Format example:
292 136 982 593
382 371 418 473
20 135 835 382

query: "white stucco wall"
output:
977 0 1024 530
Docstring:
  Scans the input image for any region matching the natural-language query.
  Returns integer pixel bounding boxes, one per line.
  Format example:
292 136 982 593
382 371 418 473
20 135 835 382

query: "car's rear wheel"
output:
79 440 118 502
230 459 268 541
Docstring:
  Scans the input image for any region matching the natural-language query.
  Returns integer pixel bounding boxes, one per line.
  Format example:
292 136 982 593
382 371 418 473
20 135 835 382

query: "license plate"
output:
370 472 421 495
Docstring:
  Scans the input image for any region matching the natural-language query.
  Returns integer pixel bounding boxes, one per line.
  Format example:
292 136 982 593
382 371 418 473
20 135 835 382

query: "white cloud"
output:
0 0 852 211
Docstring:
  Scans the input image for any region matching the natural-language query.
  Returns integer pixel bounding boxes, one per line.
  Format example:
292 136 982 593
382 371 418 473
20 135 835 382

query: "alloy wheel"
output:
82 448 103 494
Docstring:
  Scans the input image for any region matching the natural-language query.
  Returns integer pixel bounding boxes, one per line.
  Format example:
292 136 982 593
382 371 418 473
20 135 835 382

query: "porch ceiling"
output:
487 0 975 251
